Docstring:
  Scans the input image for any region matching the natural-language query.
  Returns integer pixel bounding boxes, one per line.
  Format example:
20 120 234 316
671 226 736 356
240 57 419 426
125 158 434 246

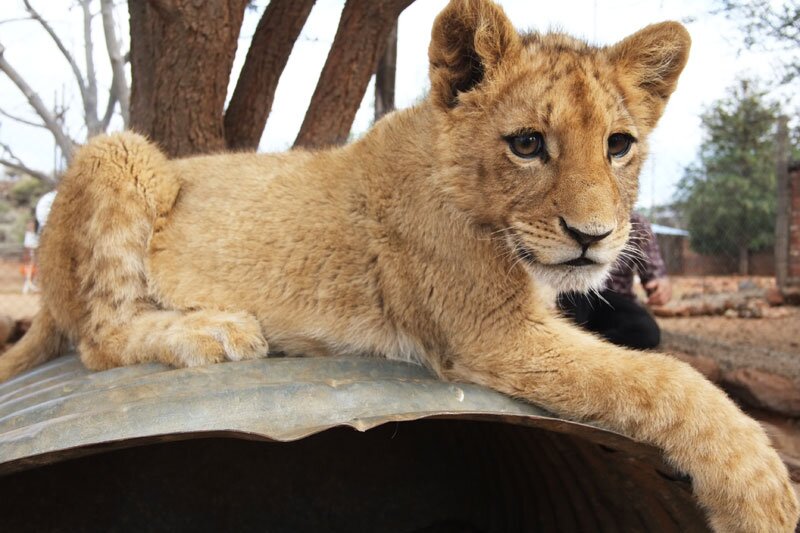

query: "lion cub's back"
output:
147 149 377 329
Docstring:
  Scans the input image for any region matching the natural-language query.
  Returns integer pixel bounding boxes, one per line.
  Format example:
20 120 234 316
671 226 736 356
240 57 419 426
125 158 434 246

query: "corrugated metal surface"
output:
0 354 709 531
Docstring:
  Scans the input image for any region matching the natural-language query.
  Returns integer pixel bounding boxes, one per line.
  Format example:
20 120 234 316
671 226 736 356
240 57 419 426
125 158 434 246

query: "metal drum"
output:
0 355 709 532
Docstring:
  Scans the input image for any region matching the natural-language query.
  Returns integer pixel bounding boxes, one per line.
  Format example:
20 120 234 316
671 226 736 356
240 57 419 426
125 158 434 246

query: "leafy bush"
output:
10 177 50 208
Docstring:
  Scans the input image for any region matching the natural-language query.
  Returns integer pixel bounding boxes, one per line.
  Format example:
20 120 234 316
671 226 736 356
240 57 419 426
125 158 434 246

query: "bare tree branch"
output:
100 0 129 126
99 81 119 131
0 108 47 129
0 42 75 161
80 0 101 136
0 159 54 184
0 141 55 184
0 17 33 25
22 0 88 107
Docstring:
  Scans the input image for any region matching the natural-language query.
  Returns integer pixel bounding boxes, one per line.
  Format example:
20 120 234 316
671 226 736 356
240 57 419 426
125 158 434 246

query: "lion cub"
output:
1 0 797 530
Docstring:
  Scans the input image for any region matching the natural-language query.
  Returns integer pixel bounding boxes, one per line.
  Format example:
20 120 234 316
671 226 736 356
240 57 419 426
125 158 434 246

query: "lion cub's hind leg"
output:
79 309 268 371
68 133 267 371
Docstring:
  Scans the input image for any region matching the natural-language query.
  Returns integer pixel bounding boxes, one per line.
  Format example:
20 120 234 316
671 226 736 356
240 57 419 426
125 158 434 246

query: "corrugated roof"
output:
652 224 689 236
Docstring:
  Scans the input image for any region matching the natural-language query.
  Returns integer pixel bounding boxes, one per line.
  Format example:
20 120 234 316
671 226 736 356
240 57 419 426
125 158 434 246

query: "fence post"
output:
775 115 790 290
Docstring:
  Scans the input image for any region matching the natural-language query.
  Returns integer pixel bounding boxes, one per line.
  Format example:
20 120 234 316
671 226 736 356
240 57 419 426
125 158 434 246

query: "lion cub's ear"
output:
428 0 523 109
606 22 691 127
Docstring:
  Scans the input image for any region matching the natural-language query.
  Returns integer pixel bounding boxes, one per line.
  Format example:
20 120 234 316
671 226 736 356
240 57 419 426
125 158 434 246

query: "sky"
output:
0 0 794 209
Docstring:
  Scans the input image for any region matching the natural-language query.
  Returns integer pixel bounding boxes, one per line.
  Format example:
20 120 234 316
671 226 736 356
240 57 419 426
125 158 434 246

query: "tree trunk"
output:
374 22 398 122
738 245 750 276
294 0 414 149
129 0 249 157
224 0 316 151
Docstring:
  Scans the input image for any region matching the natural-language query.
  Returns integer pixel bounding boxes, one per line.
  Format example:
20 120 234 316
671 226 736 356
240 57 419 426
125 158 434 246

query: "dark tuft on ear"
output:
606 22 691 125
429 0 522 109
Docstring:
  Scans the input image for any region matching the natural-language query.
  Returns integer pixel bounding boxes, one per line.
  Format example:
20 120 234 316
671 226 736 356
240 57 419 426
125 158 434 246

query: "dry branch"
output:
0 141 54 184
80 0 101 136
0 108 47 129
0 42 75 162
22 0 88 106
100 85 119 131
100 0 129 126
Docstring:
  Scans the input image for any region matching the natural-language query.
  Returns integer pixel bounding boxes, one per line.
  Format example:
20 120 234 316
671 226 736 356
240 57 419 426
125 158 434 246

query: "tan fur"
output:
1 1 796 530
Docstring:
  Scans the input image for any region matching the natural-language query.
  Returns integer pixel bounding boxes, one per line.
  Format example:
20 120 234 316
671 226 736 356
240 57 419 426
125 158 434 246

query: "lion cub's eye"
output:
608 133 635 158
507 132 545 159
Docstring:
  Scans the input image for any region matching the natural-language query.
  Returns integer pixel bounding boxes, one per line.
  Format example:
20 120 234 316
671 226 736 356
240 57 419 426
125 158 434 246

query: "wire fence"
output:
646 206 778 279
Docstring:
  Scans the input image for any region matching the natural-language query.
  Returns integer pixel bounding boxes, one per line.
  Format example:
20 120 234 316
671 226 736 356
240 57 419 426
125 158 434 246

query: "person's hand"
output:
645 277 672 306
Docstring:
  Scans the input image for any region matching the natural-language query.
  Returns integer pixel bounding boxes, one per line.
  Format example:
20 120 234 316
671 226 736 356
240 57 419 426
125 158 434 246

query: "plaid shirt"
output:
605 212 667 298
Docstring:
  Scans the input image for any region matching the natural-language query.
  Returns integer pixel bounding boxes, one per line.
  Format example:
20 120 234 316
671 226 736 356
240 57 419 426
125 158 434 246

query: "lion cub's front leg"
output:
444 318 799 532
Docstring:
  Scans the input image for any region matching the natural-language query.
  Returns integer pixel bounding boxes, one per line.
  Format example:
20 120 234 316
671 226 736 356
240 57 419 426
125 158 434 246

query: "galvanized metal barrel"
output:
0 355 709 532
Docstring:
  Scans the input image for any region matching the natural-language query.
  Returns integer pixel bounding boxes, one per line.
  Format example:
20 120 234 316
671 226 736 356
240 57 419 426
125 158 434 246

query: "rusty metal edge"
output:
0 354 675 478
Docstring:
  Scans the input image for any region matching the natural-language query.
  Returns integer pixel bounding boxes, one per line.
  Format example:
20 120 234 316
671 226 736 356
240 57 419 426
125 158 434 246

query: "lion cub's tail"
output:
0 309 65 382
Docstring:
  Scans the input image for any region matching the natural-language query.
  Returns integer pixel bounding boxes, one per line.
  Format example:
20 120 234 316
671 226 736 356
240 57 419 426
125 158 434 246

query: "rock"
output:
724 309 738 319
0 314 14 345
766 287 785 306
763 307 792 318
652 303 693 317
783 287 800 306
722 367 800 417
736 300 765 318
671 352 721 382
738 279 758 292
652 305 681 317
759 418 800 468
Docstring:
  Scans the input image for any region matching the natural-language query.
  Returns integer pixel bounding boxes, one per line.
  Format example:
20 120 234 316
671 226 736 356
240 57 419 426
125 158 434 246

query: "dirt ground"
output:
653 276 800 355
0 260 39 320
659 307 800 355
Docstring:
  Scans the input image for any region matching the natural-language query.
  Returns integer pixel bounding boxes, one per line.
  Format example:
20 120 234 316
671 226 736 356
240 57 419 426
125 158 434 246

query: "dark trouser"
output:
557 290 661 350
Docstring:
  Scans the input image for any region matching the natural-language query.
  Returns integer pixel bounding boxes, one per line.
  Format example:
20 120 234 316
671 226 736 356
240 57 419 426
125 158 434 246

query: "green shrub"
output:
10 177 50 208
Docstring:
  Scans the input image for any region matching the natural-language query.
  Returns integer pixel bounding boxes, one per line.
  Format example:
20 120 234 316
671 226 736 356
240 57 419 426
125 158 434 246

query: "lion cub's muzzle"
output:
509 216 625 293
557 217 613 266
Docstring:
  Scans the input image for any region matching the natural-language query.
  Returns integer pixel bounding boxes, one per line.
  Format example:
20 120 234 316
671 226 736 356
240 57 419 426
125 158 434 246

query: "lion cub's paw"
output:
704 434 799 533
211 311 269 362
176 311 268 367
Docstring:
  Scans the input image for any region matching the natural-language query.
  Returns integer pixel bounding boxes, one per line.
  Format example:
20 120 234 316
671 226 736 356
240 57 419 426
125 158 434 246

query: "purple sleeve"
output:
630 213 667 285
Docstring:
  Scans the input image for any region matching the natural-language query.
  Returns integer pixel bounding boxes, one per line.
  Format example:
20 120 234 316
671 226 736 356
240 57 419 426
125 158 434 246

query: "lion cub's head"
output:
428 0 690 293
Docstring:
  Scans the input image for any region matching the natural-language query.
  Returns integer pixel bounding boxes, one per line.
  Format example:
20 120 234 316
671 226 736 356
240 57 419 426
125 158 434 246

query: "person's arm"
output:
631 214 671 305
644 277 671 306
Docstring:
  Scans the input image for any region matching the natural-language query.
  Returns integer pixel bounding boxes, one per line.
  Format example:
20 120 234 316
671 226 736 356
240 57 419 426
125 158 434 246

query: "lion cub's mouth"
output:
560 256 596 267
514 240 598 268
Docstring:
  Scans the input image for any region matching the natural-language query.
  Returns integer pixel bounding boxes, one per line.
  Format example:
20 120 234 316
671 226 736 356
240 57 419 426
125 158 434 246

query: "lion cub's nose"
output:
559 217 613 247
